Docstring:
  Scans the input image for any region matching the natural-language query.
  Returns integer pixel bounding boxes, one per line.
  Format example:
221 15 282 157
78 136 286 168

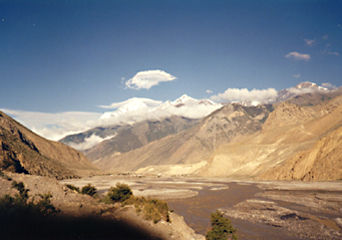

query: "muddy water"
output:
167 182 298 240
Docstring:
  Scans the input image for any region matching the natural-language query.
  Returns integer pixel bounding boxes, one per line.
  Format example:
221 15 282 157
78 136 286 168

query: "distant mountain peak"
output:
172 94 218 108
277 81 337 103
172 94 197 106
294 81 332 91
295 81 318 89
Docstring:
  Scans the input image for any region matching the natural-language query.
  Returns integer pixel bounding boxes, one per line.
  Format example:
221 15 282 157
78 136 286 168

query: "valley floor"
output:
62 175 342 240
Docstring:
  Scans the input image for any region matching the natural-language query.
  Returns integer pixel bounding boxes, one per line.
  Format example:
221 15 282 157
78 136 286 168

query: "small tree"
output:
81 184 97 197
206 210 237 240
107 183 132 202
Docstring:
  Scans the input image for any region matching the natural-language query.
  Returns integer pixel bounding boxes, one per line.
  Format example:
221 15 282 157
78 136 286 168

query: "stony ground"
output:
223 181 342 240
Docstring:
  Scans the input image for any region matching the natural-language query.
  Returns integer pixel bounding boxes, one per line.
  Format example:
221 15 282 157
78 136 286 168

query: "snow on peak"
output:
296 81 317 89
278 81 335 101
295 81 321 89
99 97 162 110
290 81 330 93
99 95 222 125
171 94 198 107
172 94 217 107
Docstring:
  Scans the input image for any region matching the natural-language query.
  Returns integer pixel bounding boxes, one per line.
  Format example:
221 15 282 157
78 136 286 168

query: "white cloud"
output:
287 87 322 95
125 69 176 90
206 89 213 94
285 82 336 96
1 109 101 141
68 134 116 150
99 95 222 125
2 95 222 142
326 51 340 56
322 34 329 40
321 82 336 90
285 51 311 61
99 98 162 109
210 88 278 105
292 74 301 79
304 39 315 46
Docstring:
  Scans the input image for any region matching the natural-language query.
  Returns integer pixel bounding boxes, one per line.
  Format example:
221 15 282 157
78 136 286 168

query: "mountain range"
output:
58 82 342 181
2 81 341 181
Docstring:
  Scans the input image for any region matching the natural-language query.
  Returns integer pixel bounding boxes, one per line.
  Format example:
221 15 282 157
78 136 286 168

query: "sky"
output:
1 0 342 140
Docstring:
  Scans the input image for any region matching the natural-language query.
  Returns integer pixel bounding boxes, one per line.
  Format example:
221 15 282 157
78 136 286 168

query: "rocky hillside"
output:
0 111 98 179
259 125 342 181
204 94 342 180
94 104 273 173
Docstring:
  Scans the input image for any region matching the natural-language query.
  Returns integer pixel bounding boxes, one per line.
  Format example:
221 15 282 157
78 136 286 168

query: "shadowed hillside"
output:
0 111 98 179
0 212 163 240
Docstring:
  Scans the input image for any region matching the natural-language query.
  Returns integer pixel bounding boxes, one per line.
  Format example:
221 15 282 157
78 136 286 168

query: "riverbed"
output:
61 176 342 240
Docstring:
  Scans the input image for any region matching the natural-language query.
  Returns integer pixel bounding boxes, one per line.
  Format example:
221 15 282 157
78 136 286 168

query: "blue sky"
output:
1 0 342 113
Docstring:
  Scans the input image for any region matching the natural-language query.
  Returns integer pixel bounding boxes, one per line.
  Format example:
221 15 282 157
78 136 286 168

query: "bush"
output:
104 183 170 224
81 184 97 197
206 210 237 240
35 193 59 216
12 181 29 201
142 198 170 223
124 196 170 223
0 182 59 217
65 184 80 193
106 183 132 202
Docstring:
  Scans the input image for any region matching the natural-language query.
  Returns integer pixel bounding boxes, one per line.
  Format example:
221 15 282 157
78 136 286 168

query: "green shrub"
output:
106 183 132 202
124 196 170 223
81 184 97 197
104 183 170 224
142 198 170 223
206 210 237 240
65 184 80 193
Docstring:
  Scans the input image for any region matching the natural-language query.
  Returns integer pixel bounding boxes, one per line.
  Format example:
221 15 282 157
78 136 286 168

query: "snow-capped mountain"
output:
60 95 222 150
98 94 223 126
277 81 336 102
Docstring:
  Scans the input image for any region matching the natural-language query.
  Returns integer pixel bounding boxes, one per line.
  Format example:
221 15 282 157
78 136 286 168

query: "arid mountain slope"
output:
259 125 342 181
203 95 342 180
95 104 273 173
0 111 98 179
61 116 198 161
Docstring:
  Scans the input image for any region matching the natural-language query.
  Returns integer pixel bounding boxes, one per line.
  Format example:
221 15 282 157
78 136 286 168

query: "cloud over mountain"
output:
210 88 278 105
2 95 222 141
3 82 337 142
0 109 101 141
125 70 176 90
68 133 116 150
99 95 222 125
